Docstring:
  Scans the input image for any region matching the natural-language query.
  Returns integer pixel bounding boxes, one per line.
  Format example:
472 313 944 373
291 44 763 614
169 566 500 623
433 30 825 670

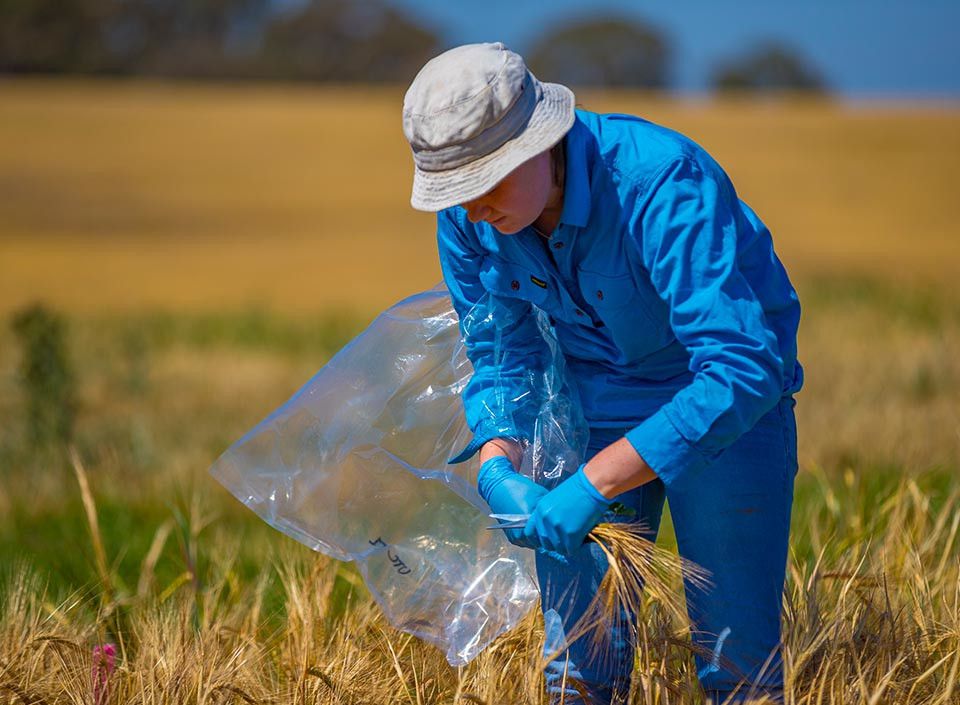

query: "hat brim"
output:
409 82 576 213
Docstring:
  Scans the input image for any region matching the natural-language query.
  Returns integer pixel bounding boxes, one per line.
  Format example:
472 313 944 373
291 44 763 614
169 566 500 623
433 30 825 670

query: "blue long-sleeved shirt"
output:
438 109 803 489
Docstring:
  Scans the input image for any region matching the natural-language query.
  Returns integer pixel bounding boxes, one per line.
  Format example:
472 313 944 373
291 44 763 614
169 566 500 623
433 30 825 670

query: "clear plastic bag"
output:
209 285 587 665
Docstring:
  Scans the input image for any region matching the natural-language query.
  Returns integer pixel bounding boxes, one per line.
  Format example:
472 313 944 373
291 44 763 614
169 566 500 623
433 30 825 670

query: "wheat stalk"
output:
546 522 712 671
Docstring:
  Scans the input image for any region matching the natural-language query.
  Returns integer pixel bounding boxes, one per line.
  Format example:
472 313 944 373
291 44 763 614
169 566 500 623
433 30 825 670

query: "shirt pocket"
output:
577 269 673 361
478 257 551 310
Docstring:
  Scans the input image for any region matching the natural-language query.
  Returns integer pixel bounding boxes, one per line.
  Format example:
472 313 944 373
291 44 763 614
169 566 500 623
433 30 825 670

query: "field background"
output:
1 81 958 703
2 81 959 314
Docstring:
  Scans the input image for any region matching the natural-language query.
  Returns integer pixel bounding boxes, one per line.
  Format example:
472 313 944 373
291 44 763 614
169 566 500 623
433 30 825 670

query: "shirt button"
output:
596 290 604 301
510 280 520 291
552 241 564 249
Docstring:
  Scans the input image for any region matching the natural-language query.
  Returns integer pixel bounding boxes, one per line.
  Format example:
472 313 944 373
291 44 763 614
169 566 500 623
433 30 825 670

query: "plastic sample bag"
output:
210 285 587 665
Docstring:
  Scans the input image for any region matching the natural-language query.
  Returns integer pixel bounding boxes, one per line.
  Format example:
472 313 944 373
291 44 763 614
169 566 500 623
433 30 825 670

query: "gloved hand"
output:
478 456 547 548
521 464 612 556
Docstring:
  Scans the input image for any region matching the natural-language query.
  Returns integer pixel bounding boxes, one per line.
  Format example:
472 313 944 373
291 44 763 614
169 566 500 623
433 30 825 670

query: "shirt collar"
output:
558 113 592 229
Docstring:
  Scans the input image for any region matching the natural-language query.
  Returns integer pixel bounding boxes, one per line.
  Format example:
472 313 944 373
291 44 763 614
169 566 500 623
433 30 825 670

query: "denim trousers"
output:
536 397 798 704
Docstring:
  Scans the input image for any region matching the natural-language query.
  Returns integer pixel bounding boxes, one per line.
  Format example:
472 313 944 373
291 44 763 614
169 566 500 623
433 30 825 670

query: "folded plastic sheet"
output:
210 285 586 665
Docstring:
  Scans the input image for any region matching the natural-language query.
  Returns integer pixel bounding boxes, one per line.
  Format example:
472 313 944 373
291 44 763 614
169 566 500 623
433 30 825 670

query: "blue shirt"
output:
438 109 803 488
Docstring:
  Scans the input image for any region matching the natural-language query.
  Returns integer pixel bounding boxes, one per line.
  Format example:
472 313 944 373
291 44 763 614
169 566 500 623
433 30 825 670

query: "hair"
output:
550 139 566 188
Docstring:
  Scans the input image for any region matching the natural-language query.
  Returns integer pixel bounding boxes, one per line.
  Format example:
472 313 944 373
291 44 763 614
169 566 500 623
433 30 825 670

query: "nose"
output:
464 201 491 223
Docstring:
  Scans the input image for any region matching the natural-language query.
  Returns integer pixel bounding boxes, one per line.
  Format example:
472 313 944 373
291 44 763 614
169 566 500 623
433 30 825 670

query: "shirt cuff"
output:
624 407 714 489
447 420 523 465
447 434 489 464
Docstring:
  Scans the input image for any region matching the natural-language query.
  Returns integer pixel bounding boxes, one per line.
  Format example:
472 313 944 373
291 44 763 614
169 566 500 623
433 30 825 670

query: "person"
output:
401 43 802 705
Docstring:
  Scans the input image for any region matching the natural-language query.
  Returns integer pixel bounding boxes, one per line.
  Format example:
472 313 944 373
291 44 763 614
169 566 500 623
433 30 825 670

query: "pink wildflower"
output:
92 643 116 705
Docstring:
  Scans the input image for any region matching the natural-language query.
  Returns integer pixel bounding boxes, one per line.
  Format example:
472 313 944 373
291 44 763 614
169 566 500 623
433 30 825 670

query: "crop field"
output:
0 81 958 703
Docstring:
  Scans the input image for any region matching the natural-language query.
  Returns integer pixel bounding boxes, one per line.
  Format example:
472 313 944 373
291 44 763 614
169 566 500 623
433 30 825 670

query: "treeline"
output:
0 0 440 81
0 2 826 92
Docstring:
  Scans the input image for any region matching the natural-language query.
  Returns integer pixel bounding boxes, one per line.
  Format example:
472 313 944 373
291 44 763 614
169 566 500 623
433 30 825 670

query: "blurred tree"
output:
527 17 670 88
258 0 440 82
0 0 111 73
98 0 270 77
0 0 270 76
0 0 437 80
711 42 828 93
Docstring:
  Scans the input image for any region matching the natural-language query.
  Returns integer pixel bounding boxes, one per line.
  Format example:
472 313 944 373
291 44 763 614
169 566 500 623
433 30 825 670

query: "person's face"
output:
459 151 552 234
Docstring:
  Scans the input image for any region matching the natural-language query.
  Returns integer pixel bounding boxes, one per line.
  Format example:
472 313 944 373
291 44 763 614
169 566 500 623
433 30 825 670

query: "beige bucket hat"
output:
402 42 576 212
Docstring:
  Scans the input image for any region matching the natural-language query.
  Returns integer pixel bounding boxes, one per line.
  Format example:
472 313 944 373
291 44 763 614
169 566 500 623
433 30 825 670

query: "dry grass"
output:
572 523 711 660
781 480 960 705
794 286 960 473
1 466 956 704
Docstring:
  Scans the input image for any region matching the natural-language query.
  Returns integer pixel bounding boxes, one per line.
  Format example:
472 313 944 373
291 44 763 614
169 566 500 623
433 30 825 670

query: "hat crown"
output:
402 42 531 153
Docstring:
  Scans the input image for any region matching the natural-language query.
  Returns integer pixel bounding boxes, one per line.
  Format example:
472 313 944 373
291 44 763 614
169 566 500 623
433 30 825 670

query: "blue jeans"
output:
537 397 798 704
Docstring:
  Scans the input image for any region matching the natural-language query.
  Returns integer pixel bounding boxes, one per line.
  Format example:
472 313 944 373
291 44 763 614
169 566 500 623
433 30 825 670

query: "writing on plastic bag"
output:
210 285 586 665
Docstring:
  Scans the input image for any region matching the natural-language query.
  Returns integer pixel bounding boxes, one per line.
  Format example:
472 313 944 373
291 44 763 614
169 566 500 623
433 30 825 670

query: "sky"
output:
386 0 960 98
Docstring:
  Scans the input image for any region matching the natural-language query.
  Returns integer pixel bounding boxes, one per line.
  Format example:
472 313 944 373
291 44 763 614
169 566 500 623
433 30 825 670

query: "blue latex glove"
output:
521 464 612 556
478 456 547 548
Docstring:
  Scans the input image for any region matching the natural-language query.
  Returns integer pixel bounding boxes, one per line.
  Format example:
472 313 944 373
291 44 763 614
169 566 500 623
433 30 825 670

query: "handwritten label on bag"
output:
369 537 412 575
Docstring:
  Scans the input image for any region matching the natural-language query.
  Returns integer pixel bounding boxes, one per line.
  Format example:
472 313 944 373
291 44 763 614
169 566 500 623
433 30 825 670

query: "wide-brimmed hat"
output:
402 42 575 212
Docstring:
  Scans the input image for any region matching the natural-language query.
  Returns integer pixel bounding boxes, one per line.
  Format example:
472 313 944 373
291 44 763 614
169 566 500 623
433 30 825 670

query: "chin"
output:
493 219 523 235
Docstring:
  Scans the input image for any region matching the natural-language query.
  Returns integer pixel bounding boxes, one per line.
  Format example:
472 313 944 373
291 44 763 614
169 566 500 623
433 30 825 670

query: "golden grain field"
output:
1 80 958 316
